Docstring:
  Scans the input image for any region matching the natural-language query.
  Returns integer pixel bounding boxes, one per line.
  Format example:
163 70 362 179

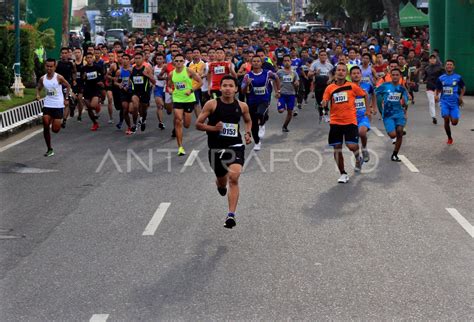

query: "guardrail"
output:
0 99 44 133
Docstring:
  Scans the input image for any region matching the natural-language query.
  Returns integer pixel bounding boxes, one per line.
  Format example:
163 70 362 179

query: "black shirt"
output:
207 98 243 149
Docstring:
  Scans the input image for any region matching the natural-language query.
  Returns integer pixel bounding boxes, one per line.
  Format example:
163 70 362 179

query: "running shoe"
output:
177 146 186 156
282 126 289 132
90 123 99 131
224 214 236 229
158 122 165 130
323 114 330 123
116 121 123 130
297 103 302 110
447 138 454 145
77 116 82 122
392 138 397 144
432 117 437 125
61 119 67 128
140 120 146 132
337 173 349 183
354 156 364 172
44 149 54 157
131 125 137 133
293 110 298 117
362 149 370 163
258 125 265 138
217 187 227 196
108 119 113 124
125 127 133 135
391 154 401 162
253 142 261 151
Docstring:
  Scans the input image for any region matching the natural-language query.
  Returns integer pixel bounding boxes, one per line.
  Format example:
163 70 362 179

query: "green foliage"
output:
308 0 385 30
0 63 11 96
32 18 55 50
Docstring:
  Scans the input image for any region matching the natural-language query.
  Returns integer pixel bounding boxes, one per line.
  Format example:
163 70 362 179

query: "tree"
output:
381 0 402 40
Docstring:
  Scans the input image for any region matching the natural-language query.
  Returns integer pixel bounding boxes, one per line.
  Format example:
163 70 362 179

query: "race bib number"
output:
46 89 57 96
220 123 238 137
154 69 161 78
361 77 371 83
302 65 309 72
282 75 293 83
333 91 348 103
133 76 144 84
443 86 453 95
253 86 266 95
408 66 416 74
86 72 97 80
214 66 225 74
291 66 297 72
387 92 401 102
175 82 186 90
122 77 129 86
76 72 81 79
376 72 385 78
355 98 366 109
320 70 329 76
277 52 284 58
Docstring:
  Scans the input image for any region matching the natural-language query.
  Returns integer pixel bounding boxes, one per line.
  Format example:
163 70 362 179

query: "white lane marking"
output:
142 202 171 236
0 129 42 153
371 126 384 137
183 149 200 166
89 314 109 322
398 155 420 173
446 208 474 238
14 167 59 174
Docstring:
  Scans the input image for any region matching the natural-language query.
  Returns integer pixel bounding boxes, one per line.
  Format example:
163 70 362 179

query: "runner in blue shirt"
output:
435 59 465 145
375 68 409 162
350 66 376 163
241 55 281 151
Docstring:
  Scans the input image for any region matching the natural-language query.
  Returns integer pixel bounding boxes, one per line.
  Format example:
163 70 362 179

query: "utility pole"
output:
291 0 295 22
144 0 148 36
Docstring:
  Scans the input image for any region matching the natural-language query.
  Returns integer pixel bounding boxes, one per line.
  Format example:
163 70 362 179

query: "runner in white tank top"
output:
36 58 72 157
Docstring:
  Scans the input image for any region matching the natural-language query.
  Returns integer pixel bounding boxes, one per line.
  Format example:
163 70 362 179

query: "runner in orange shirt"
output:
322 62 368 184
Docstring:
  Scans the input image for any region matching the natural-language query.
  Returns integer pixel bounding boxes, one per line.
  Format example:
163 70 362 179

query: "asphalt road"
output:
0 90 473 320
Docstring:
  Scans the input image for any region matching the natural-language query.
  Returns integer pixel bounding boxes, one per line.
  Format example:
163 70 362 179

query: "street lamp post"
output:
12 0 25 97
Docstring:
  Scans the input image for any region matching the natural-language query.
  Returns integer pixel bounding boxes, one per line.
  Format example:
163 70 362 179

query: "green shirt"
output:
171 68 194 103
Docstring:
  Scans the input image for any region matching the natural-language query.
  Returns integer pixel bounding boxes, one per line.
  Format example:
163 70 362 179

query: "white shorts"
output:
165 92 173 104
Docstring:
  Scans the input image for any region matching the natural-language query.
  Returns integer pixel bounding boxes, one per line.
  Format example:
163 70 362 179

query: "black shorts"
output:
208 146 245 178
173 102 195 113
328 124 359 146
83 89 101 100
72 84 83 94
120 91 132 103
42 107 64 119
132 91 151 105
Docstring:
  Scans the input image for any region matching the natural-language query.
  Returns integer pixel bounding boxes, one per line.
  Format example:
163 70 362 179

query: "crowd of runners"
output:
36 27 466 228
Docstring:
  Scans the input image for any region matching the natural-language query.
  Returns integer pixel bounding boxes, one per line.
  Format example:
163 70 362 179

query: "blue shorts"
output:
277 94 296 111
440 101 460 119
357 109 371 130
154 86 165 98
383 114 406 134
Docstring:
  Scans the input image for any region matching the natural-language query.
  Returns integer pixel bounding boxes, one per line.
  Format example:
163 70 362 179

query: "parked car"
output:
288 26 308 33
105 29 127 46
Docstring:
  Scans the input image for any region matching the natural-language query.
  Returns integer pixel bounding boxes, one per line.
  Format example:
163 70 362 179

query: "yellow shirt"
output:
188 60 205 88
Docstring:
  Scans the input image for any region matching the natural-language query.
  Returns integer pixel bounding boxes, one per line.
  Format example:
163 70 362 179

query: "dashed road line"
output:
142 202 171 236
446 208 474 238
399 155 420 173
371 126 384 137
89 314 109 322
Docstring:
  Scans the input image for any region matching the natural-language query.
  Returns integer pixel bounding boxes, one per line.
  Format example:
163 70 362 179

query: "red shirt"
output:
208 61 231 91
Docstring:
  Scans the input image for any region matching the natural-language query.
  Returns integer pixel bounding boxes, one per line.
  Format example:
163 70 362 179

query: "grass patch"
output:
0 88 43 112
